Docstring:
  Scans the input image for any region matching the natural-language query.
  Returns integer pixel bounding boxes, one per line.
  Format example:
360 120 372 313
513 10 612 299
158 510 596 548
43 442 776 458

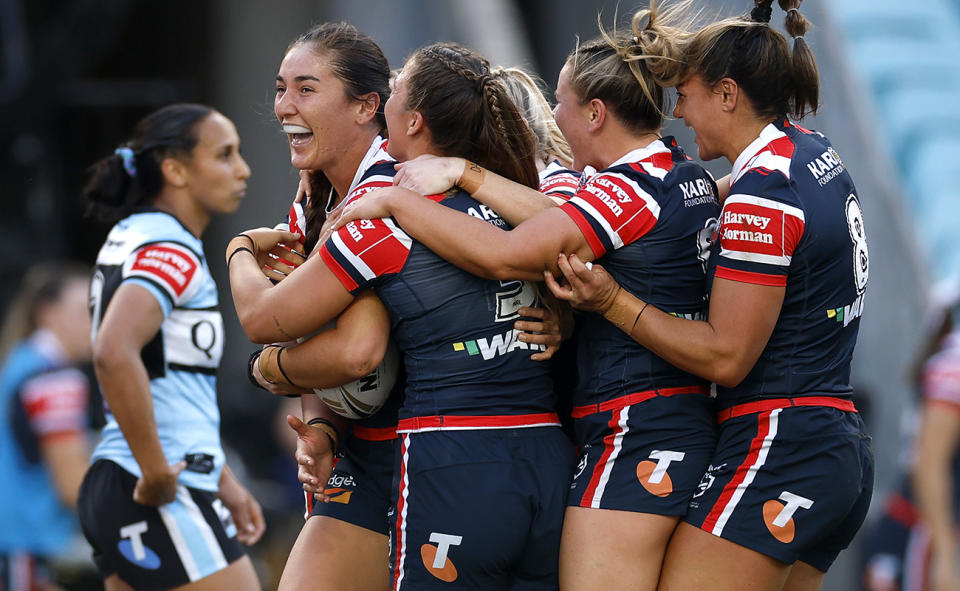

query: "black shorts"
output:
77 460 245 590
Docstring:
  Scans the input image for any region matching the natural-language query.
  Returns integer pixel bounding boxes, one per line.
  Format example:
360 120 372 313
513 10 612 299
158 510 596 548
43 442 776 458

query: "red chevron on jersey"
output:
732 126 796 183
570 172 660 253
629 150 675 180
321 218 412 291
715 195 805 284
129 243 199 298
288 201 306 239
343 175 394 208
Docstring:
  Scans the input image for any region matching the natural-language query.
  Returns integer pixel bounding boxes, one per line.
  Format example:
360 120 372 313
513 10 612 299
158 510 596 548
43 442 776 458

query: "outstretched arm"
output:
335 186 592 282
393 155 555 226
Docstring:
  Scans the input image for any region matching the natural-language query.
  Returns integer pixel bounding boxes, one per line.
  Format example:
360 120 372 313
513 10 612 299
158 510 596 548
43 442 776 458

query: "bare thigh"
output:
559 506 680 591
658 522 790 591
278 515 389 591
781 561 826 591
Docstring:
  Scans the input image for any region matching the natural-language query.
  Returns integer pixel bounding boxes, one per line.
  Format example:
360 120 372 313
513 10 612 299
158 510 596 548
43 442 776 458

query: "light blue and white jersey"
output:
90 209 224 491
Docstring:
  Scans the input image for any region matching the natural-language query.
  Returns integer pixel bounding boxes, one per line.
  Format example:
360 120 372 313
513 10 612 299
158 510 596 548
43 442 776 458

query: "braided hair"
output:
403 43 539 189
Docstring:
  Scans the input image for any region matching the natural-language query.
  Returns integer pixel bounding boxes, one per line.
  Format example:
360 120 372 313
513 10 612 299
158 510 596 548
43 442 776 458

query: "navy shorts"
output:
568 390 717 515
309 428 396 536
77 460 245 590
685 405 874 571
390 427 574 590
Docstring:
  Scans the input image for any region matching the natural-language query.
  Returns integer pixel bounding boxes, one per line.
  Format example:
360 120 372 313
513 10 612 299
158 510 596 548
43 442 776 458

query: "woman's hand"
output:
514 306 563 361
393 154 465 195
252 350 307 395
227 228 301 271
333 186 418 230
217 469 266 546
286 414 336 503
544 253 622 315
133 460 186 506
261 238 307 283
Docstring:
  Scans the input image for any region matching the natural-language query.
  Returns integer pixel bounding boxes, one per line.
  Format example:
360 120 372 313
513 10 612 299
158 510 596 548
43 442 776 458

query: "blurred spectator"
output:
910 289 960 591
0 262 99 590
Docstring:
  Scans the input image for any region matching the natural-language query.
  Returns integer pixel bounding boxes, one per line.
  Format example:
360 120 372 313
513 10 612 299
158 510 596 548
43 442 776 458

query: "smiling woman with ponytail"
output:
546 2 874 590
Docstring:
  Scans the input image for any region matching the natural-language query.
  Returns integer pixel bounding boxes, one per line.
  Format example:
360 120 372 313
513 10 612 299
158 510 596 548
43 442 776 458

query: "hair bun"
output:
751 3 773 22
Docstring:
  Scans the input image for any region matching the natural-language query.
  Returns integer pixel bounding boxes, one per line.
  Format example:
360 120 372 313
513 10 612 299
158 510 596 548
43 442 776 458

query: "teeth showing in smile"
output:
282 124 311 134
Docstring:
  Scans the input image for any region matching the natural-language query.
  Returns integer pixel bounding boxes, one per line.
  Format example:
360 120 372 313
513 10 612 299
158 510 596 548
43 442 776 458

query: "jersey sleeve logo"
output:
539 171 580 200
321 218 412 291
124 242 202 303
717 195 805 267
564 171 660 257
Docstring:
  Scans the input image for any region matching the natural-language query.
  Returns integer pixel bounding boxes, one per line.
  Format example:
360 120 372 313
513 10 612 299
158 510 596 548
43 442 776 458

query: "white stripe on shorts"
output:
590 406 631 508
157 486 227 581
711 409 781 536
395 434 411 590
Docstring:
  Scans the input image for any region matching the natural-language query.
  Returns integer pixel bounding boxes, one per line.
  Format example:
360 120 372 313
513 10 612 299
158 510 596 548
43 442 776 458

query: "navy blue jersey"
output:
559 138 721 406
708 119 868 409
321 163 556 422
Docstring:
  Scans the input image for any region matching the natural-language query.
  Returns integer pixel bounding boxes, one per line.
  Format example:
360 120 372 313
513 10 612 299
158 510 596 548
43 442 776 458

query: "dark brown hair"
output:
82 103 214 223
290 22 391 251
678 0 819 119
404 43 539 189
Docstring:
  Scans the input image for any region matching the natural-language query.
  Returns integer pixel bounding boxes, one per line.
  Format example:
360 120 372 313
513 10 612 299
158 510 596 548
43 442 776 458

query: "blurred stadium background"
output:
2 0 958 588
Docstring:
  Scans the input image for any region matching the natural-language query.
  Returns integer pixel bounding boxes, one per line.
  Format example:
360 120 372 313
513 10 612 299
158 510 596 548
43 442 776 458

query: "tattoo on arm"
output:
273 316 294 341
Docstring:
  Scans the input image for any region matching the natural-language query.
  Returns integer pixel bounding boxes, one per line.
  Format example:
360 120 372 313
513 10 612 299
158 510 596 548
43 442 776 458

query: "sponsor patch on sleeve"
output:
124 242 202 305
320 218 411 292
716 194 805 271
563 171 660 256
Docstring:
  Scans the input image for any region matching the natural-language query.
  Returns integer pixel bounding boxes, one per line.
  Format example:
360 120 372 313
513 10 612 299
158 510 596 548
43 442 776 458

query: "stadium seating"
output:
829 0 960 284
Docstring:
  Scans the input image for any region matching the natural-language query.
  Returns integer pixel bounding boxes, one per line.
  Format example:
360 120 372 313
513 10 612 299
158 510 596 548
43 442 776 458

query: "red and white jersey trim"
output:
719 194 806 267
329 218 412 284
731 123 794 183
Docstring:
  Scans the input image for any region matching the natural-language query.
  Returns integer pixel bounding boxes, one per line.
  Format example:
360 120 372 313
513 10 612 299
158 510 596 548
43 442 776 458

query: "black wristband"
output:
307 417 342 456
275 347 304 390
228 246 254 267
247 349 266 390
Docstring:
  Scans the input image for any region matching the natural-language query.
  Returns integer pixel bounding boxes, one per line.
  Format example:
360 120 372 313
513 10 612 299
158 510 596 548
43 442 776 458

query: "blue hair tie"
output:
114 147 137 177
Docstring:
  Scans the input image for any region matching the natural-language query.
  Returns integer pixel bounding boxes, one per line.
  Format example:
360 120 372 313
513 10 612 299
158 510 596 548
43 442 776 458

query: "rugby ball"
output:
313 339 400 419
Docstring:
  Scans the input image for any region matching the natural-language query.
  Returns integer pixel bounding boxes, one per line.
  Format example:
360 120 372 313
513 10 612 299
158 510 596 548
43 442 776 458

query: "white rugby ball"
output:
314 339 400 419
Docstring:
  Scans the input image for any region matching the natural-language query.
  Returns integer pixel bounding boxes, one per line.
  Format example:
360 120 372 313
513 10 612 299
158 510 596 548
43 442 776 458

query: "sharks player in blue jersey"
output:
77 104 264 591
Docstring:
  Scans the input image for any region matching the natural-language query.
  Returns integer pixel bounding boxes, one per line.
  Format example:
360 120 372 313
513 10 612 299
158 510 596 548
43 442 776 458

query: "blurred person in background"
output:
0 262 97 591
76 103 264 591
910 288 960 591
